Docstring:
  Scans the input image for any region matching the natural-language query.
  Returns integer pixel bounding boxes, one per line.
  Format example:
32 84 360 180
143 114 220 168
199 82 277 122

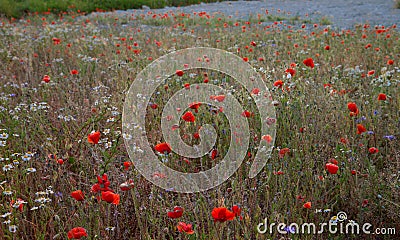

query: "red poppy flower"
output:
303 201 312 209
324 45 330 50
176 70 184 76
87 131 100 144
193 132 200 139
119 179 134 191
150 103 158 109
154 142 172 154
252 88 260 95
57 159 64 165
351 170 357 175
279 148 290 158
377 93 387 101
182 111 195 122
367 70 375 76
261 135 272 143
177 222 194 234
67 227 88 239
101 191 120 205
356 124 367 134
328 158 338 165
285 68 296 77
10 198 24 212
368 147 379 154
91 174 113 193
325 163 339 174
232 205 243 220
303 58 315 68
210 95 225 102
241 110 253 118
167 206 183 219
347 102 359 116
123 161 132 170
347 102 358 112
211 207 235 222
43 75 50 83
71 190 85 201
52 38 61 45
340 137 349 145
70 69 79 75
273 80 284 88
296 195 305 201
189 102 201 113
387 59 394 65
210 149 218 160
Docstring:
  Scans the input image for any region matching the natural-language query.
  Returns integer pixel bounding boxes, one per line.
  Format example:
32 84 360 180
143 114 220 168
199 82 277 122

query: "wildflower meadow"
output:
0 3 399 240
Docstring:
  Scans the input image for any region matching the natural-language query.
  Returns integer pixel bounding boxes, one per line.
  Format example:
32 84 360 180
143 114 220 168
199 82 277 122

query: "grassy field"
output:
0 6 399 240
0 0 236 18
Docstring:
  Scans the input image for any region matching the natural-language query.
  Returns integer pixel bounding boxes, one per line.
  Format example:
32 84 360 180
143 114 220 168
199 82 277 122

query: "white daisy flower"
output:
3 164 13 172
105 142 112 149
0 132 8 139
1 212 12 218
26 168 36 173
21 155 31 161
25 151 34 157
9 225 17 233
3 190 12 196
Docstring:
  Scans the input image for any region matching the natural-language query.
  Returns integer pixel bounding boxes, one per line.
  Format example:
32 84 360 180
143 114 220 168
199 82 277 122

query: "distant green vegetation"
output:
0 0 234 18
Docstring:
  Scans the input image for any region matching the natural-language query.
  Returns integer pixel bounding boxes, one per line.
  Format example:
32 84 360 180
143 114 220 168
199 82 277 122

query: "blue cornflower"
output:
355 116 367 123
384 135 395 141
284 225 296 234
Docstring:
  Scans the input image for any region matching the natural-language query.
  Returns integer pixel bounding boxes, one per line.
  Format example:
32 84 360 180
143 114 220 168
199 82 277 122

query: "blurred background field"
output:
0 0 238 18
